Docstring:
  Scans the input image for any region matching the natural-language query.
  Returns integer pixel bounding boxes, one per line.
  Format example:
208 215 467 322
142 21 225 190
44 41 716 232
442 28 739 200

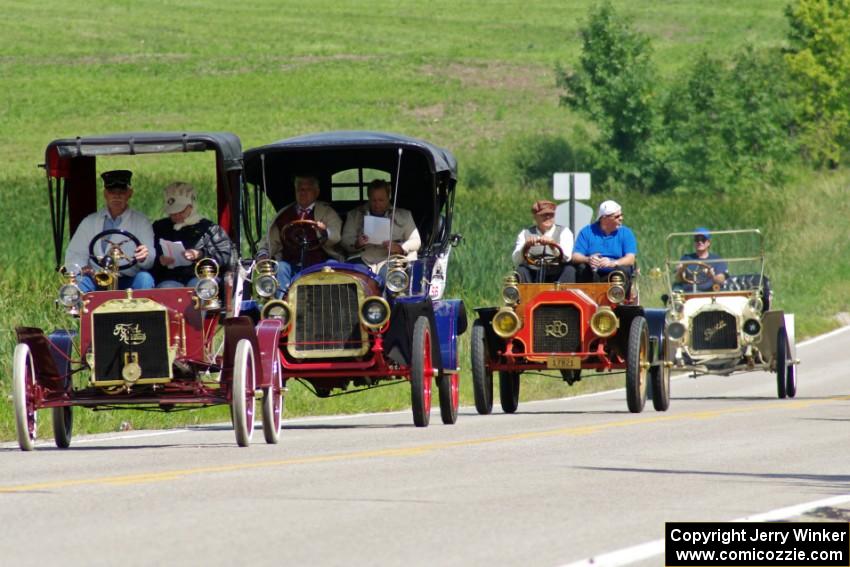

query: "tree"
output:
785 0 850 167
556 2 662 191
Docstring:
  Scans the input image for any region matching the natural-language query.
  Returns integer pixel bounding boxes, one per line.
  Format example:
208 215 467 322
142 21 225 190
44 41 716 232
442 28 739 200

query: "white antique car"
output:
662 229 798 398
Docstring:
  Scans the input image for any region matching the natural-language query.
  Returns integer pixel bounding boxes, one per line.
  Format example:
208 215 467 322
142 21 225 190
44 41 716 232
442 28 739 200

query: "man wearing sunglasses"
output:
675 227 728 291
571 199 637 282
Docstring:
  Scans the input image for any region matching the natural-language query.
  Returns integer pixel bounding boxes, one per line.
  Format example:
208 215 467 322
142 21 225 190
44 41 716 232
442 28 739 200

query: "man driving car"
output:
64 169 155 292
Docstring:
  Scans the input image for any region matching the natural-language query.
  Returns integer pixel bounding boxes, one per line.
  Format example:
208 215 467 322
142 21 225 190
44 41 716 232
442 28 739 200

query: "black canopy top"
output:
46 131 243 172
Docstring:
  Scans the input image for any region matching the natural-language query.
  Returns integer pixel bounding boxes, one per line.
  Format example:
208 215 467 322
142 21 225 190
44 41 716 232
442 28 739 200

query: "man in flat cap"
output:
511 199 575 283
571 199 637 282
64 169 155 292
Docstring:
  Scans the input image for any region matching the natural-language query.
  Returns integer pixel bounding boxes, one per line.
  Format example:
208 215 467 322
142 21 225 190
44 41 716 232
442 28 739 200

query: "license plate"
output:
547 356 581 369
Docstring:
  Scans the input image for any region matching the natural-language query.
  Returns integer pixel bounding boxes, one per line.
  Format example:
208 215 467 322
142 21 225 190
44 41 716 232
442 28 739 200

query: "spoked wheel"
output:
471 320 494 415
52 406 73 449
438 372 459 425
13 343 38 451
649 340 671 412
232 339 256 447
499 371 520 414
626 316 649 413
786 362 797 399
410 316 434 427
776 327 788 399
262 350 283 444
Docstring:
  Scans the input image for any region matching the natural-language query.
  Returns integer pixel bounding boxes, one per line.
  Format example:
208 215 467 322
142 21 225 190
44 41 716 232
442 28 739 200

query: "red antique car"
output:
471 260 669 414
12 132 280 449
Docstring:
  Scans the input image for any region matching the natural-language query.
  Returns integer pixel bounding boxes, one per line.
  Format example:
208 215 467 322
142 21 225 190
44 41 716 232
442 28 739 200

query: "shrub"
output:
785 0 850 167
556 2 663 192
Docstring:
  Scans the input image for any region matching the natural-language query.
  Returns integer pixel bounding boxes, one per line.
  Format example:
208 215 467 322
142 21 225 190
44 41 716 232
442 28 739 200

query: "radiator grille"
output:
93 310 170 380
292 282 363 355
691 310 738 350
532 304 581 353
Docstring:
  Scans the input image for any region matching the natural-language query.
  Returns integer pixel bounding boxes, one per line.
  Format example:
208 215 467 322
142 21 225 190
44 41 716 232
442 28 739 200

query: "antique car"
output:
661 229 798 397
12 131 282 450
471 243 669 414
241 131 467 427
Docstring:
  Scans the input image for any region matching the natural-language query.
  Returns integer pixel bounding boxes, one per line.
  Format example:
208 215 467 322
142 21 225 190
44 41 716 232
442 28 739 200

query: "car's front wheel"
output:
438 372 459 425
232 339 256 447
499 371 520 414
410 316 434 427
52 406 73 449
13 343 38 451
776 327 789 399
471 321 494 415
262 351 283 444
650 339 671 412
626 316 649 413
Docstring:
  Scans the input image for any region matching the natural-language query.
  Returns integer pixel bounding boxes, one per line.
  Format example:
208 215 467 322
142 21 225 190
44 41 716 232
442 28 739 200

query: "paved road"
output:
2 328 849 567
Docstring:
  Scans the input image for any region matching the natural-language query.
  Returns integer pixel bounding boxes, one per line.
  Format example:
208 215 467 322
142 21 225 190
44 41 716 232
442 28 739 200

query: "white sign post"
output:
553 172 592 235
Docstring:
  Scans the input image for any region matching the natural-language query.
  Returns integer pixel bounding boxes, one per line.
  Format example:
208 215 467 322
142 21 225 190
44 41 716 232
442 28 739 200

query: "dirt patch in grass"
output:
420 60 554 97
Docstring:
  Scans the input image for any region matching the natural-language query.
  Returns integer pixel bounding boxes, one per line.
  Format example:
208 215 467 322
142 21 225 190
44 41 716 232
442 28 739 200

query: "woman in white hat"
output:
152 181 233 288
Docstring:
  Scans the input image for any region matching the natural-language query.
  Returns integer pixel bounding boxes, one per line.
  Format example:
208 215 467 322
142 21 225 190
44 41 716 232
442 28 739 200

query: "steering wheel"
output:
88 229 141 271
523 239 564 267
280 219 327 252
680 261 715 287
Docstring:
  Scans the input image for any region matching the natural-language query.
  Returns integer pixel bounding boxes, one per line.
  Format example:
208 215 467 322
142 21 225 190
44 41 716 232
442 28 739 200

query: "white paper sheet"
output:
159 239 191 268
363 216 391 243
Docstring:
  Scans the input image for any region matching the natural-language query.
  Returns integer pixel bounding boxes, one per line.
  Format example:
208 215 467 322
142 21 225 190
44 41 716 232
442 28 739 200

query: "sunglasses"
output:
606 213 623 220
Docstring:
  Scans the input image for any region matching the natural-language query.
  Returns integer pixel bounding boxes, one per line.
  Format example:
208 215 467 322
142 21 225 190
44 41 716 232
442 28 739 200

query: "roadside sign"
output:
556 201 593 235
553 172 591 200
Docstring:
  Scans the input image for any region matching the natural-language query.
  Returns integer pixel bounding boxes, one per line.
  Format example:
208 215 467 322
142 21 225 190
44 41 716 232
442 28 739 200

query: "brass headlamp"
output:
193 258 221 310
253 258 280 299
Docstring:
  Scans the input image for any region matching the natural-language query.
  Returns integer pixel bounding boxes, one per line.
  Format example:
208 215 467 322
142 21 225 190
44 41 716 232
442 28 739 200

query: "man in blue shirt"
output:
675 227 728 292
571 200 637 282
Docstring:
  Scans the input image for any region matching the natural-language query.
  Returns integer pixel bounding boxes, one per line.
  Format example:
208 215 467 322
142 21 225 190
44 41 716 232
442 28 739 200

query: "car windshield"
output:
664 229 766 295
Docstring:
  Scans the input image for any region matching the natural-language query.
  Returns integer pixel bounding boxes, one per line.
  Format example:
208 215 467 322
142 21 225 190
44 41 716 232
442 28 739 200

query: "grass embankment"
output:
2 0 847 441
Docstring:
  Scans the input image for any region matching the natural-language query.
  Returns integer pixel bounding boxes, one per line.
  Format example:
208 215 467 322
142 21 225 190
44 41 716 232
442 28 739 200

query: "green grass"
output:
3 0 848 442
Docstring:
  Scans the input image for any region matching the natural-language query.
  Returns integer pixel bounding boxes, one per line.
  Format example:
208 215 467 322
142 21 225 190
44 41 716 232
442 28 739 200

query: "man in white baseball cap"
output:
571 199 638 281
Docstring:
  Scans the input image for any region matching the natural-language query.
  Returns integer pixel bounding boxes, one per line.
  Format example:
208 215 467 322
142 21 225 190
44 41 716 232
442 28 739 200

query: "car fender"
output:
433 299 467 372
643 307 666 363
14 326 66 390
758 310 786 362
255 319 283 389
385 298 441 369
223 316 263 385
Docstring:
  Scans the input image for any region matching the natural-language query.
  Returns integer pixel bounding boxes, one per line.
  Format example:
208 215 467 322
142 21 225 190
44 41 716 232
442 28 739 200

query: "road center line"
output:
2 394 847 494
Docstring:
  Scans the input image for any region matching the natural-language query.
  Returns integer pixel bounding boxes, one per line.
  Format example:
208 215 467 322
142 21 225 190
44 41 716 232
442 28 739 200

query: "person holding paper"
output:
341 179 421 275
152 182 233 288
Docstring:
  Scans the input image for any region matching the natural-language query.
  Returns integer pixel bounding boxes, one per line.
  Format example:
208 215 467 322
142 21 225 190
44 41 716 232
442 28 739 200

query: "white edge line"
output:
559 493 850 567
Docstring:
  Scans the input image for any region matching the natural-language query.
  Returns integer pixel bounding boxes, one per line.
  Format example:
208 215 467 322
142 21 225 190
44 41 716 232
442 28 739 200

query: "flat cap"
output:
101 169 133 190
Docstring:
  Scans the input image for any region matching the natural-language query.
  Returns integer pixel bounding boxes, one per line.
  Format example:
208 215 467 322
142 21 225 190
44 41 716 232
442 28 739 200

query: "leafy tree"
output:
556 2 662 191
660 48 797 192
785 0 850 167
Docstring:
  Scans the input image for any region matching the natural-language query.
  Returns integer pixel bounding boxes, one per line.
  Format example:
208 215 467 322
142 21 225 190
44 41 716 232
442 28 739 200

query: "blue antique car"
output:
240 131 466 426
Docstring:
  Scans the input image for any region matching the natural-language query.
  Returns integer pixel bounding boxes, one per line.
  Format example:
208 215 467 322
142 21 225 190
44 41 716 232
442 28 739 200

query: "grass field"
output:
2 0 849 442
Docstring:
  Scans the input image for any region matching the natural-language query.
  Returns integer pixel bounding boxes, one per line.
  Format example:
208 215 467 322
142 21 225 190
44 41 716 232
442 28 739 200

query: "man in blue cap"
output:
675 227 728 291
